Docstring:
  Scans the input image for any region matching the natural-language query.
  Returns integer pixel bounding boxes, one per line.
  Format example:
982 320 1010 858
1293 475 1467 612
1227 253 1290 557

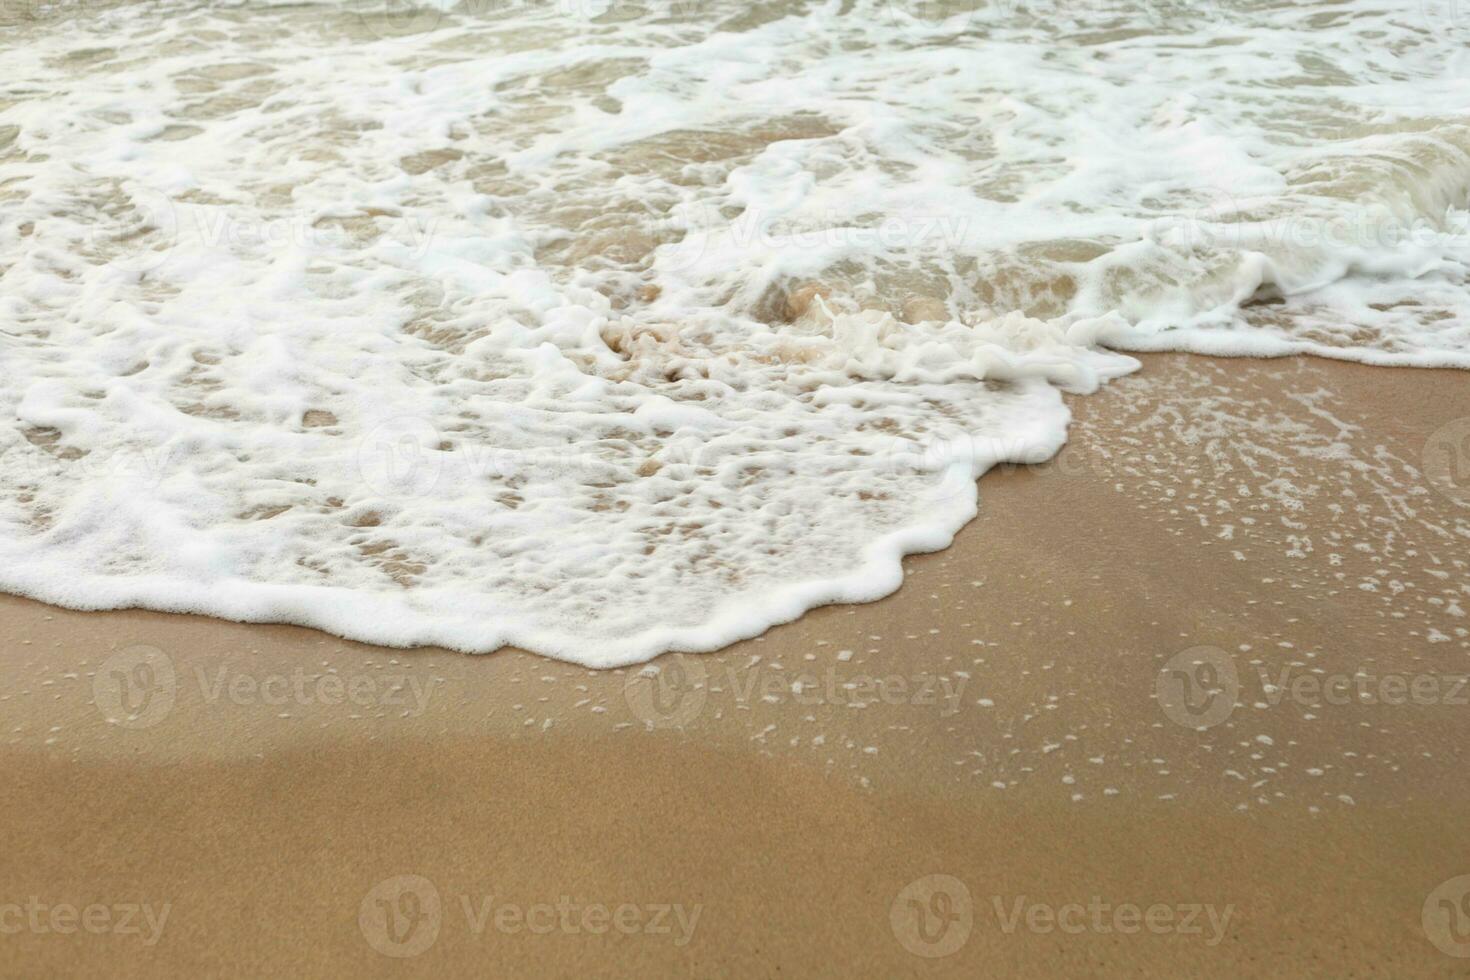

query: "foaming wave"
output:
0 0 1466 661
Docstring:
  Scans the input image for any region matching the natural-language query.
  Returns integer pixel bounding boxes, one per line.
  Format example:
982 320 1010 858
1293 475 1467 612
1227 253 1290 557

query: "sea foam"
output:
1 0 1467 663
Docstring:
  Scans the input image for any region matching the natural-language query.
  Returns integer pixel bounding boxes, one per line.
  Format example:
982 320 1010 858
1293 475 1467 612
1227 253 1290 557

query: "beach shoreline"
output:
2 352 1468 975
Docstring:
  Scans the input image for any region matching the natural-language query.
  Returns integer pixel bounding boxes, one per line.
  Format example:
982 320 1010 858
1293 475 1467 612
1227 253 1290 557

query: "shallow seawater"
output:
0 0 1467 663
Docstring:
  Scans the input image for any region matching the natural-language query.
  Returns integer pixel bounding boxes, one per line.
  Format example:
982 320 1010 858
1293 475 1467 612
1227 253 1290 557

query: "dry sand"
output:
2 352 1469 976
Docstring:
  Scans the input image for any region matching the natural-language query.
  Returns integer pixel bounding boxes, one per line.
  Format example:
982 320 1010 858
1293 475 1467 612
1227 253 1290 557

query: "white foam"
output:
1 0 1467 663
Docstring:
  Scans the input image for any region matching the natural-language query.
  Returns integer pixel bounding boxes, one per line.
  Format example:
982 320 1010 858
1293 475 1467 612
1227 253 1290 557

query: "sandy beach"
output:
3 352 1468 976
7 0 1470 974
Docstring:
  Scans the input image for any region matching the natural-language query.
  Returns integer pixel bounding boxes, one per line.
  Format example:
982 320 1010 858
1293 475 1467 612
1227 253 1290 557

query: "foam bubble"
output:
1 0 1467 662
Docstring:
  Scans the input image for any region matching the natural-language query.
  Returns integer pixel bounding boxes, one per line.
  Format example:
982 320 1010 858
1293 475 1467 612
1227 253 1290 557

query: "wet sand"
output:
2 352 1469 976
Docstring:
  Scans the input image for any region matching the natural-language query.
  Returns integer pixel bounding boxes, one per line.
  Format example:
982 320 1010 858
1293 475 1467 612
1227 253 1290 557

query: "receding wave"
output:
1 0 1467 662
